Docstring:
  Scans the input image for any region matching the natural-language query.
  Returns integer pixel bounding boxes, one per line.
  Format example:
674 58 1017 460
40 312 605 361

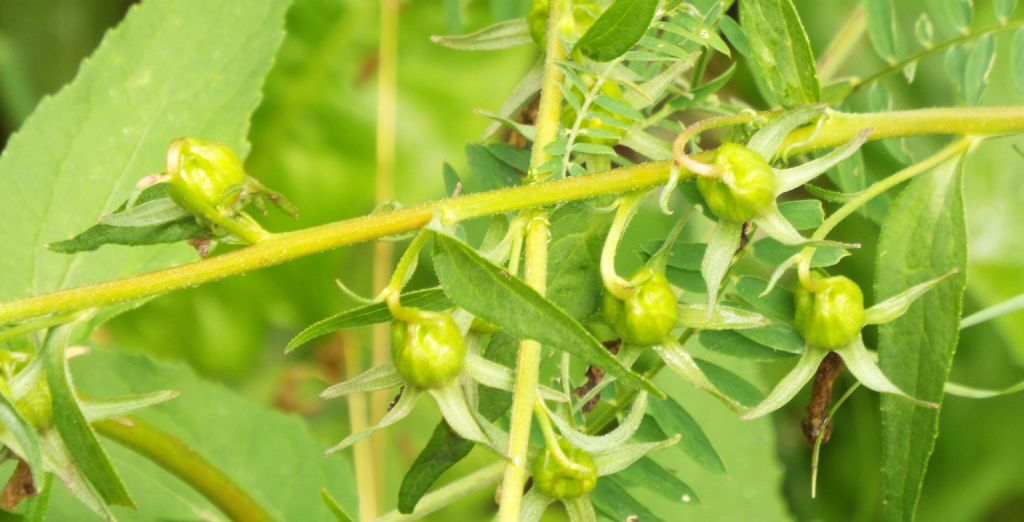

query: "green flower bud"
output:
166 137 247 217
795 275 866 349
697 143 777 222
391 312 466 390
532 439 598 500
528 0 601 45
602 267 679 346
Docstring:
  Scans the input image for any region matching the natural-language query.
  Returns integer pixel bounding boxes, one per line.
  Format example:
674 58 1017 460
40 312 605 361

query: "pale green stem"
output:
498 0 566 518
1 108 1022 325
534 400 589 473
816 4 866 83
600 193 645 300
377 462 505 522
810 382 860 498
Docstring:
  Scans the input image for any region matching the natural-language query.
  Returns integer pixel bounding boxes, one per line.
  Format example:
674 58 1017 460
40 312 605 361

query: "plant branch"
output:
1 108 1023 325
95 417 273 522
377 462 505 522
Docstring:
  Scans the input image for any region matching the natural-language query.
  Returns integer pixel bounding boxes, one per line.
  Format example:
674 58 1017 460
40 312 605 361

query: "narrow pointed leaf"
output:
592 435 679 476
865 0 902 63
612 455 700 505
742 347 825 420
701 221 742 312
44 324 134 507
96 197 189 227
428 384 486 444
747 105 823 158
774 128 871 193
699 330 795 361
320 364 403 399
430 19 532 51
0 392 43 490
740 0 820 107
835 337 937 408
654 340 741 411
647 397 725 473
327 388 420 454
875 157 967 522
432 233 661 396
960 293 1024 329
944 379 1024 399
519 489 554 522
286 289 452 353
545 392 648 452
563 494 597 522
964 35 996 105
591 475 660 522
752 238 848 269
865 271 955 325
695 358 766 407
575 0 659 62
677 304 772 330
81 390 180 422
464 354 566 402
777 199 825 229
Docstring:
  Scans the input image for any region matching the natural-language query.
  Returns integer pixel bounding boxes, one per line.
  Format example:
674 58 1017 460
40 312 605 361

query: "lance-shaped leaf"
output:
544 392 648 453
740 0 820 107
519 489 555 522
430 19 532 51
653 338 741 411
327 388 420 455
432 233 661 397
575 0 659 62
742 347 826 420
285 288 453 353
591 476 659 521
0 392 43 490
754 207 858 248
427 383 487 445
701 220 743 311
864 271 956 325
677 304 772 330
320 364 403 399
834 337 938 409
80 390 180 422
612 455 700 505
746 105 823 158
591 435 680 476
464 353 567 402
647 397 725 474
44 324 134 507
774 128 872 194
944 379 1024 399
39 430 114 521
96 197 189 227
563 495 597 522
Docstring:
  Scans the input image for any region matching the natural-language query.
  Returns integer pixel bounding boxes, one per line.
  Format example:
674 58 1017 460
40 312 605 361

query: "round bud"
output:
391 312 466 389
696 143 777 222
167 137 247 216
532 439 598 500
602 267 679 346
794 274 866 349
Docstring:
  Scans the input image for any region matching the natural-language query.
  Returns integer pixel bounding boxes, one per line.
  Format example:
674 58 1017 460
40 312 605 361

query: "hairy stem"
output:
497 0 566 519
95 417 273 522
1 108 1023 325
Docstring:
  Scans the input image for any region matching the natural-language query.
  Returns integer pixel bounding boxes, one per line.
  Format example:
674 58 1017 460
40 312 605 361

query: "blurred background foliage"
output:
1 0 1022 520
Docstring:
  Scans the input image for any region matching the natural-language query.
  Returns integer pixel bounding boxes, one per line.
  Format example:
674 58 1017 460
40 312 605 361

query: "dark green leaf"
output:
461 143 523 194
648 397 725 474
739 0 820 107
694 358 765 407
47 184 208 254
575 0 659 62
0 392 43 489
398 333 517 513
430 19 532 51
432 233 661 396
777 199 824 230
733 276 795 321
642 241 705 271
865 0 902 63
591 475 660 521
751 238 848 268
699 329 795 361
736 323 803 354
876 159 967 522
44 324 133 507
665 267 706 293
285 289 452 353
547 203 614 319
613 456 700 506
717 15 750 58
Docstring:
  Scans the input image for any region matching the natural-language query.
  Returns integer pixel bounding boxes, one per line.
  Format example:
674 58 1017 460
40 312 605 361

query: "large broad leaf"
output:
739 0 819 107
431 233 661 396
0 0 291 301
43 349 357 521
575 0 659 62
876 159 967 522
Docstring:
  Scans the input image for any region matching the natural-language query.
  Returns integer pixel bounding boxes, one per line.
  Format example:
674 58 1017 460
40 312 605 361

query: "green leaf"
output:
397 333 517 514
699 329 795 361
876 158 967 522
995 0 1018 24
777 199 824 230
547 203 614 319
47 184 207 254
430 19 533 51
733 276 795 321
1013 29 1024 91
320 488 352 522
647 397 725 474
751 237 848 268
460 143 523 194
964 35 995 105
0 0 290 301
285 289 452 353
0 392 43 490
739 0 820 107
431 233 661 396
591 475 660 521
46 348 357 521
44 325 133 508
612 456 700 505
717 15 750 58
864 0 902 63
695 358 765 407
575 0 659 62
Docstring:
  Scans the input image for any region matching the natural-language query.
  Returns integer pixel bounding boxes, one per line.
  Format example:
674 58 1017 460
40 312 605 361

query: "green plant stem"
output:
95 417 273 522
378 462 505 522
850 20 1024 94
816 3 866 83
1 108 1022 325
497 0 566 519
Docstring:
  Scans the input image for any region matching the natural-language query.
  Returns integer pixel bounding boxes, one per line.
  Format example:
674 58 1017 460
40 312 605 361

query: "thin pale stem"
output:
498 0 566 518
95 417 273 522
343 333 378 521
672 112 757 176
377 462 505 522
2 108 1022 325
600 193 645 300
816 4 866 83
